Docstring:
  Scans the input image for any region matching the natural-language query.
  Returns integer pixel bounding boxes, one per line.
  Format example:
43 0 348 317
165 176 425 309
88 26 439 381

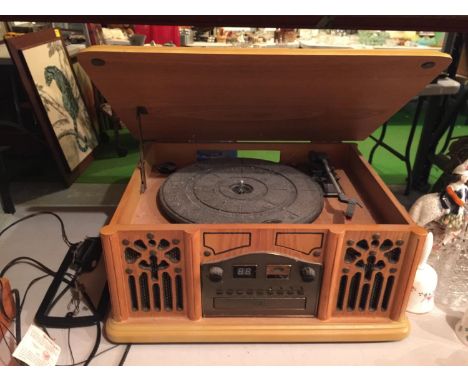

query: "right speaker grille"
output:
334 232 408 317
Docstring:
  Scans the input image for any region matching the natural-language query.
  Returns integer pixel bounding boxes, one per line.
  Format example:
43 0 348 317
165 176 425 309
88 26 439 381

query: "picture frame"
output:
0 22 8 40
5 28 97 186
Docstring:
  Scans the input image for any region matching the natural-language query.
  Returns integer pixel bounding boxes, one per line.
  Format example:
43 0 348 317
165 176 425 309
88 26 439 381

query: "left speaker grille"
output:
121 232 185 317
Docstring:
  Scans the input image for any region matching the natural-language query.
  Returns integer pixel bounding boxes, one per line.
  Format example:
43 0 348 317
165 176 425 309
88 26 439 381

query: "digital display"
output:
233 265 257 278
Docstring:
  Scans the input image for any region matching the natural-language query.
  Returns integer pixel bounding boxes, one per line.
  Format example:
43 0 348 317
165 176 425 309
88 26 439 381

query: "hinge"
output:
136 106 148 193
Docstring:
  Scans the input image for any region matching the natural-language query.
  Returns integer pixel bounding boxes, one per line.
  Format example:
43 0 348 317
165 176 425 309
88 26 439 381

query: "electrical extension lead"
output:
0 322 15 355
0 266 76 366
4 269 96 366
0 287 21 360
12 272 81 365
1 276 53 362
1 242 79 364
0 319 16 342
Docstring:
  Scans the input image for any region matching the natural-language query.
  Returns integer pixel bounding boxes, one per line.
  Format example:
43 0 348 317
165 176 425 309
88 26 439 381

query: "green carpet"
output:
357 103 467 185
77 103 468 185
78 129 140 184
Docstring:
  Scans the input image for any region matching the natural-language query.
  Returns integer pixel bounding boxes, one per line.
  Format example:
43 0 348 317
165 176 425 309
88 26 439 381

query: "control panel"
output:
201 253 322 317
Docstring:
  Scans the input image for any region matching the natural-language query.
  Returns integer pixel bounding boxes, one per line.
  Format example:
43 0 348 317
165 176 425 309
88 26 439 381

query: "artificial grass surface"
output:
76 102 467 185
77 129 140 184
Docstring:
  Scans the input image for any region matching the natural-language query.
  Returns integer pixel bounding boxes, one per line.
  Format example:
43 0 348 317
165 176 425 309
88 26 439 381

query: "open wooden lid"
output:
78 46 451 142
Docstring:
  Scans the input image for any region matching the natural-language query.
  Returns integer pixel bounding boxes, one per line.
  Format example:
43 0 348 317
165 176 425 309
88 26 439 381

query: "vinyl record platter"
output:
78 46 451 343
158 158 324 224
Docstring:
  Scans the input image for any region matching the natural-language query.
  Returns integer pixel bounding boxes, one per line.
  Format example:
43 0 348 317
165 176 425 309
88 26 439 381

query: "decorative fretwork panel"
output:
119 231 186 317
333 231 409 318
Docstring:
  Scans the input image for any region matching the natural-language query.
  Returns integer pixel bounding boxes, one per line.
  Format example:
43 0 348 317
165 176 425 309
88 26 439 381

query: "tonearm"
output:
308 151 363 219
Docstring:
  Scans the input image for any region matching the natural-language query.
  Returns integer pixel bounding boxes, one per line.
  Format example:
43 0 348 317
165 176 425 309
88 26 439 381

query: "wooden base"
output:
105 316 410 343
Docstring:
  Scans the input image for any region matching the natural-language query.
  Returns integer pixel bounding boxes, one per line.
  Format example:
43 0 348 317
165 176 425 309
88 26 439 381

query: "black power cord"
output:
119 344 132 366
19 275 50 313
83 322 101 366
0 211 75 247
0 211 114 366
67 328 75 365
59 344 120 366
12 289 21 344
0 257 57 278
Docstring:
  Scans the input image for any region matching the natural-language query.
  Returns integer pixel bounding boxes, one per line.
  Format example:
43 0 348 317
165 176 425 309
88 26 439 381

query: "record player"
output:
78 46 451 343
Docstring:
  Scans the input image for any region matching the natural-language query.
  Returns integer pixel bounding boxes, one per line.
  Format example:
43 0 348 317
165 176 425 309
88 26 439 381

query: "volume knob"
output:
301 266 316 282
208 266 224 282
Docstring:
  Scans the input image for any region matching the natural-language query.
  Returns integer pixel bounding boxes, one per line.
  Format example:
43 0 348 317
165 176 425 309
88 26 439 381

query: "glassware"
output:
431 223 468 312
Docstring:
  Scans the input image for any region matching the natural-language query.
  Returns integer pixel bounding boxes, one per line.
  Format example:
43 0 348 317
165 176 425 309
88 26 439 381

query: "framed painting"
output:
5 28 97 185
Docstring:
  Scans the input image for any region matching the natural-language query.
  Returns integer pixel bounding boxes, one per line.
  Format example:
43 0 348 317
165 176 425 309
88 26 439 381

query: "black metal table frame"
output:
369 86 468 195
368 96 426 195
370 33 468 194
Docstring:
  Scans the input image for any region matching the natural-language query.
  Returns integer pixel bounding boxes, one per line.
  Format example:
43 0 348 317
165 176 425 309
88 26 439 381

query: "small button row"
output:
216 286 304 296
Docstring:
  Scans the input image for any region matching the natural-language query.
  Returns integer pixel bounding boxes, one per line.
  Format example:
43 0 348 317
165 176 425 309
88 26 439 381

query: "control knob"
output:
208 266 224 282
301 266 316 282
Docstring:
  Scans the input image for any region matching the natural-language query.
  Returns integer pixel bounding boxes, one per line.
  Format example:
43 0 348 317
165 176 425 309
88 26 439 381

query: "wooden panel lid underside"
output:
78 46 451 142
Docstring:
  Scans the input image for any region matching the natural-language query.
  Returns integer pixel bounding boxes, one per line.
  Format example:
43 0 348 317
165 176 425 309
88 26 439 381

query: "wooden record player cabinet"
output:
78 47 451 343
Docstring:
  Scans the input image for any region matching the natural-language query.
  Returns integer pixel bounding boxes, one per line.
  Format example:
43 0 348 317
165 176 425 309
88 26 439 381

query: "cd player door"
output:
201 253 322 317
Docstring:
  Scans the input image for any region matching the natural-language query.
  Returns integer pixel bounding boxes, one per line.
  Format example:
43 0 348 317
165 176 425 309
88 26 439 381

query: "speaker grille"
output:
347 273 361 311
152 283 161 311
120 232 186 317
334 232 408 317
336 275 347 311
162 272 173 311
139 273 150 311
128 275 138 311
175 275 184 311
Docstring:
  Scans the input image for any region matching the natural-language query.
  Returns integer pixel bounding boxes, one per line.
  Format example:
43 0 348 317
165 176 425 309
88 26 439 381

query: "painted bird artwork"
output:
44 65 89 152
22 39 97 171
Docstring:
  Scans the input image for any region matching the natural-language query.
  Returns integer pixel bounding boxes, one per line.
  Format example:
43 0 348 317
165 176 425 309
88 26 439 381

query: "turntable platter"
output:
157 158 323 224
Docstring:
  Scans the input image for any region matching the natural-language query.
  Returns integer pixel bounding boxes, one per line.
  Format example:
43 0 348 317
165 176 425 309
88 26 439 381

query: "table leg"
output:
404 97 425 195
368 122 388 164
412 95 447 192
0 148 15 214
412 86 468 192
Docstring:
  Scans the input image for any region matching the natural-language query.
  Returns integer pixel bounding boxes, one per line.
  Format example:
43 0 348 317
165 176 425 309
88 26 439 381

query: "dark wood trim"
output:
5 28 95 186
2 16 468 32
